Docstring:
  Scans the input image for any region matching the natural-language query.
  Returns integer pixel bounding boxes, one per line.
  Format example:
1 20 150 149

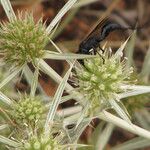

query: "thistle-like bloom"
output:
0 13 48 67
11 96 44 126
76 47 134 114
23 135 62 150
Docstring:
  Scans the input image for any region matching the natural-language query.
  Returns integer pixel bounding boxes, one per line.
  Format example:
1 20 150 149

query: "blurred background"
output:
1 0 149 149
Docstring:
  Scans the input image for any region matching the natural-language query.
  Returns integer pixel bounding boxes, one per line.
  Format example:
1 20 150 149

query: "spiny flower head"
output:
23 135 62 150
11 96 44 126
0 12 49 67
76 48 134 112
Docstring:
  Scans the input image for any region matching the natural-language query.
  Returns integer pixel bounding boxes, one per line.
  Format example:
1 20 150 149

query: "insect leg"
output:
92 46 105 63
93 47 97 55
98 45 105 53
97 50 105 64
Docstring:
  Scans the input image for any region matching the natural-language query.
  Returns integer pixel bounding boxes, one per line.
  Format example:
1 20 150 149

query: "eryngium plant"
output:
11 96 44 127
0 13 48 67
75 47 134 115
23 135 61 150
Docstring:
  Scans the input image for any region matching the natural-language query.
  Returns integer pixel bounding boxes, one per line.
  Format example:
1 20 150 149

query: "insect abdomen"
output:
97 23 122 42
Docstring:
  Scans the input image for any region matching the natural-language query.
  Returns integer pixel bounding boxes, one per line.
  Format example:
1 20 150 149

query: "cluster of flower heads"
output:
11 96 64 149
0 12 71 150
0 3 147 149
76 49 134 114
0 13 48 67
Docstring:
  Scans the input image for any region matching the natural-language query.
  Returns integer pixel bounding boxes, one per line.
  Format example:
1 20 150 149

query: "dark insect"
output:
77 15 150 65
77 17 135 55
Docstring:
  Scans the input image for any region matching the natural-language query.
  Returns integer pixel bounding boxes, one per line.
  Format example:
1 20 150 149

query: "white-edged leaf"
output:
63 119 91 143
108 99 131 124
95 123 114 150
0 0 16 21
74 0 99 8
72 120 91 142
119 85 150 99
49 39 73 66
60 94 75 104
121 85 150 91
75 102 90 129
46 0 77 34
119 89 150 99
49 39 64 53
57 105 82 117
0 91 12 105
62 143 93 150
0 124 9 131
44 63 74 135
61 106 92 127
51 8 78 40
43 51 96 60
0 66 23 89
30 64 39 97
23 65 46 95
39 59 84 105
39 59 73 92
0 135 21 148
135 111 150 130
63 143 91 149
112 137 150 150
98 111 150 139
49 22 60 39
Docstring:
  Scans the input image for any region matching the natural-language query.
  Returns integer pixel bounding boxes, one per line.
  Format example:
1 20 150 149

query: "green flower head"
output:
11 96 44 126
0 12 48 67
76 48 134 113
23 135 62 150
